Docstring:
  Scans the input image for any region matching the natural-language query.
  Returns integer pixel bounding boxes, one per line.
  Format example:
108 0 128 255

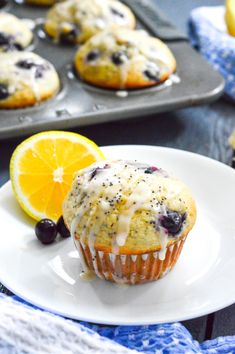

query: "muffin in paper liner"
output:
64 160 196 285
74 236 186 284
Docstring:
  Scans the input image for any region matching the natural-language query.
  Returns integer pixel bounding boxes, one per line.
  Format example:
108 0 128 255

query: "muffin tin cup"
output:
74 237 186 285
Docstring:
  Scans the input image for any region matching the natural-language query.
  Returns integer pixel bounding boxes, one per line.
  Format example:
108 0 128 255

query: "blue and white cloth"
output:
188 6 235 101
0 294 234 353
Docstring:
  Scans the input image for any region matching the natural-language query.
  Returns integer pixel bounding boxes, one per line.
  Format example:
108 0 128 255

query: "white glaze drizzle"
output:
153 251 158 259
22 18 36 30
142 254 148 261
116 90 128 97
71 215 90 274
131 255 137 262
94 19 106 30
119 58 131 89
116 180 151 247
120 255 127 265
70 161 126 271
158 227 168 261
170 73 181 84
29 66 41 101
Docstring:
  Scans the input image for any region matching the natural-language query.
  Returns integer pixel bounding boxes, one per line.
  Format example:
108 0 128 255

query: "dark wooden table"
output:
1 0 235 343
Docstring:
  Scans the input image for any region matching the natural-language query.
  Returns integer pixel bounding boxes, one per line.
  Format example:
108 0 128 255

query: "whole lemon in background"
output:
225 0 235 36
10 131 105 222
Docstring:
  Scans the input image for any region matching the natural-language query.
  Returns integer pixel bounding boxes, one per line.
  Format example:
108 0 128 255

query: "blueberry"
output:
0 32 23 51
34 66 45 79
0 84 9 100
0 32 11 46
144 166 159 174
9 43 23 51
16 59 36 70
144 69 160 82
16 60 46 79
110 7 124 18
35 219 57 244
90 167 101 180
89 163 110 180
86 49 100 62
111 51 128 65
160 211 185 236
57 216 70 238
59 26 79 45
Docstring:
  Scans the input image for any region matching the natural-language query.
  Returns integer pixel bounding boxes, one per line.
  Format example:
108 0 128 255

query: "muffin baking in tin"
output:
0 12 33 52
74 29 176 89
44 0 136 44
0 52 60 108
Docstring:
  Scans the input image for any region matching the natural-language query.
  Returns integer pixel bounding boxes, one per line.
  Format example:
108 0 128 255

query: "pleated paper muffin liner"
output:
74 237 186 285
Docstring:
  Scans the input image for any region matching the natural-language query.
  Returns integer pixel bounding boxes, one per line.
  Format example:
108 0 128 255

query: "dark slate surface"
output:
212 304 235 338
0 0 234 342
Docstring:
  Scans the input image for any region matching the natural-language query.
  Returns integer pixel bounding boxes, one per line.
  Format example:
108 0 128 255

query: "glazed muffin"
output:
0 13 33 52
74 29 176 89
63 160 196 285
44 0 136 44
0 52 60 109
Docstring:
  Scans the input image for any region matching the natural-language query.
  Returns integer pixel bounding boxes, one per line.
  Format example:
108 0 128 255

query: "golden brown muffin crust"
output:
75 29 176 89
45 0 136 44
0 52 60 109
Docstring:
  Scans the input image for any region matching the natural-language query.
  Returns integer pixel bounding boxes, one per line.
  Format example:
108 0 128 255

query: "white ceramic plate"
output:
0 145 235 325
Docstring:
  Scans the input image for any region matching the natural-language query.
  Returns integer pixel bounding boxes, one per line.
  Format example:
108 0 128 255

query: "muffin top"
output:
44 0 136 44
0 13 33 52
0 52 59 108
63 160 196 256
75 29 176 89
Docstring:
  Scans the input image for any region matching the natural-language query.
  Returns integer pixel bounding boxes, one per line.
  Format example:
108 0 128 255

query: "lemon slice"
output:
10 131 105 221
225 0 235 36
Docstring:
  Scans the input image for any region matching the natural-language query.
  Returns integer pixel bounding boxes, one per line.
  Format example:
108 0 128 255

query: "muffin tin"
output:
0 0 224 139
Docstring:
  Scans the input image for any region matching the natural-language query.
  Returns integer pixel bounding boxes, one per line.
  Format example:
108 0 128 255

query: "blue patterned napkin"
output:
188 6 235 100
0 294 234 353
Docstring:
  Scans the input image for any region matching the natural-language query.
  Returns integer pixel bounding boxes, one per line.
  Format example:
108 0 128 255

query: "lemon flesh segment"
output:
10 131 105 221
225 0 235 36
